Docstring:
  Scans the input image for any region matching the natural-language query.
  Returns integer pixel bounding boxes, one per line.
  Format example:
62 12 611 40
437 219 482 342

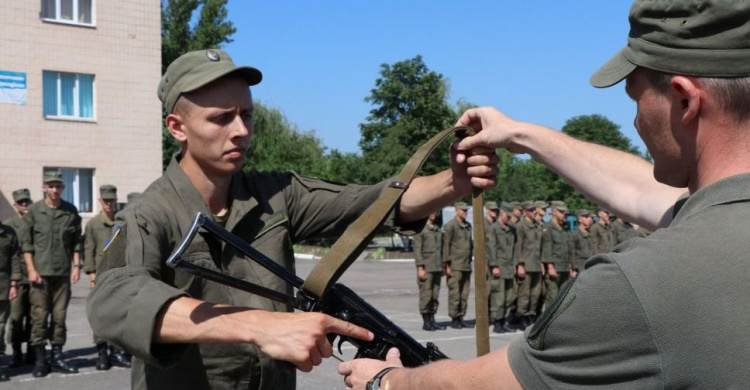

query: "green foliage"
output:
562 114 641 155
359 56 456 184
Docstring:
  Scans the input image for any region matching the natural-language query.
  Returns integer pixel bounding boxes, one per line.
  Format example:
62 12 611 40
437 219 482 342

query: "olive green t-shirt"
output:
508 174 750 388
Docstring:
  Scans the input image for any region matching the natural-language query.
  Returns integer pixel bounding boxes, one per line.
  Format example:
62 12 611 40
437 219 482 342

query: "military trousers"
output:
30 276 71 346
447 270 471 319
503 278 518 320
489 277 516 320
516 271 542 317
9 282 31 344
0 300 8 351
418 271 442 314
543 271 571 311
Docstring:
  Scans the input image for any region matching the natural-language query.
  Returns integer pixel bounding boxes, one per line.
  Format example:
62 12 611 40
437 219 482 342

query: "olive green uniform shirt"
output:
589 222 614 254
0 223 22 298
2 216 28 284
514 217 542 272
570 228 593 271
489 221 515 279
442 217 472 271
541 220 571 272
611 219 637 246
509 173 750 389
83 213 115 274
19 200 82 276
86 157 419 390
413 224 442 272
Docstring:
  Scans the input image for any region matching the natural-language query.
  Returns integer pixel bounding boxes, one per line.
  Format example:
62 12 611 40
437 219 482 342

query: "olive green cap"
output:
522 201 535 210
158 49 263 113
12 188 31 202
500 202 514 214
551 200 568 212
591 0 750 88
43 170 63 183
576 209 592 217
534 200 549 209
485 201 499 210
454 202 469 210
100 184 117 200
510 202 523 211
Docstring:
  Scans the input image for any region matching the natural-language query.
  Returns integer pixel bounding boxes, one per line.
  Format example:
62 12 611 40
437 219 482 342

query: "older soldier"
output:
20 171 81 377
540 201 571 309
413 212 445 331
570 209 593 277
443 202 474 329
513 201 543 329
84 185 131 370
86 49 497 390
590 208 614 254
3 189 34 368
0 219 21 381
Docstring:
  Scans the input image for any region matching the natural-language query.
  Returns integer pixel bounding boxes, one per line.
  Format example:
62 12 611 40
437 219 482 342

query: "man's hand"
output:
570 269 578 277
516 264 526 279
8 285 17 300
248 311 374 373
28 269 42 285
444 263 452 277
71 267 80 284
417 266 427 281
492 267 501 278
338 347 404 390
455 107 527 155
547 264 558 278
88 272 97 288
449 141 499 194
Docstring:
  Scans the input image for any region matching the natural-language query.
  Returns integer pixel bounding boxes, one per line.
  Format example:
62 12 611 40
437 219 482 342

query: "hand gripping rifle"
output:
166 212 447 367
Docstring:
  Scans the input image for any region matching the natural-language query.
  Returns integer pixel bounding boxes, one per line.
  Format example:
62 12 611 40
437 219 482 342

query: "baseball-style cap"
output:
500 202 514 214
43 170 63 183
158 49 263 113
576 209 592 217
591 0 750 88
522 201 535 210
454 202 469 210
551 200 568 212
12 188 31 203
534 201 549 209
511 202 523 211
485 201 499 210
100 184 118 200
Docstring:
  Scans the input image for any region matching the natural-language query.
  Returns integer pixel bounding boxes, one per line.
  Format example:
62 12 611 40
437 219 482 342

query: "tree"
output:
562 114 642 155
359 56 456 184
161 0 236 170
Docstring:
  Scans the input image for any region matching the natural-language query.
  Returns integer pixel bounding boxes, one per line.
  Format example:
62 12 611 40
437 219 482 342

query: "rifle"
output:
166 212 448 367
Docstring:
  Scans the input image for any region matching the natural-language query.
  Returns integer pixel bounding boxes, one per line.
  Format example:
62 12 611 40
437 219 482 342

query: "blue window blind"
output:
42 71 57 116
42 71 94 119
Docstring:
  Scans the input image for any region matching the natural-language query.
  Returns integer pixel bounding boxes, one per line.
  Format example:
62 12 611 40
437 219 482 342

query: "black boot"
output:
109 345 131 368
24 343 36 365
450 317 462 329
49 345 78 374
421 314 435 331
32 345 49 378
95 343 111 371
493 319 506 334
502 315 517 333
430 314 446 330
459 316 474 329
0 368 8 382
8 343 23 368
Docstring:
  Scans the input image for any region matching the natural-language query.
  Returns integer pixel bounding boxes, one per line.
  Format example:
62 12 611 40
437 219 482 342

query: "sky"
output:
224 1 641 155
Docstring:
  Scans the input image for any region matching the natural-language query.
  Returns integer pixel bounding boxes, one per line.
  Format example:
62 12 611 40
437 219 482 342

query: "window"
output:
44 167 94 213
43 71 94 119
41 0 93 25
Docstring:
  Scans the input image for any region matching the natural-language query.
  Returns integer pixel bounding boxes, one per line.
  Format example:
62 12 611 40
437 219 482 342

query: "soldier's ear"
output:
165 112 188 144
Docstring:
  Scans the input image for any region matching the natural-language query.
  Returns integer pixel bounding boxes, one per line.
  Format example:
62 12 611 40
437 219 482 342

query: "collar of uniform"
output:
225 169 259 232
548 219 562 230
166 155 214 220
455 217 470 228
100 212 114 226
671 173 750 226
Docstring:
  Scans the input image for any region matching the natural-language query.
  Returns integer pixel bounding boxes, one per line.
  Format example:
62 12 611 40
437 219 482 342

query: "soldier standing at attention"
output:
86 49 498 389
0 218 21 381
590 208 614 254
611 215 637 245
492 203 517 333
20 171 81 377
84 185 132 370
513 201 543 329
483 202 502 331
413 212 445 331
443 202 474 329
570 209 594 277
4 189 34 368
540 201 571 309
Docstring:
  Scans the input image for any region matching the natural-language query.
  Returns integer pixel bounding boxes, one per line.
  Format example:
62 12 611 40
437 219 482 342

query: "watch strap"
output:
366 366 399 390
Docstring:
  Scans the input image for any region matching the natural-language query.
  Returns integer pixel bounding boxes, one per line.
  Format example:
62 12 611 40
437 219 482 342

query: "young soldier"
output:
3 189 33 368
611 215 637 245
489 202 517 333
20 171 81 377
442 202 474 329
84 185 131 370
412 212 445 331
0 219 21 381
540 201 571 309
570 209 594 276
86 49 498 389
513 201 543 329
589 207 614 254
483 201 502 331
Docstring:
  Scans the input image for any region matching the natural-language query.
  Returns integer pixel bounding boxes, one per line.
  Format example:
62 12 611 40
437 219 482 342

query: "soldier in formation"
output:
413 212 446 331
443 202 474 329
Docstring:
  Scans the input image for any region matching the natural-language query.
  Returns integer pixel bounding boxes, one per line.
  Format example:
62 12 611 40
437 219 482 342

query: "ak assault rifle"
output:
166 212 448 367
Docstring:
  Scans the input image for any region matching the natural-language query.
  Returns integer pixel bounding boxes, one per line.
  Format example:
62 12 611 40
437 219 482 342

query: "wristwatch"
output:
366 367 398 390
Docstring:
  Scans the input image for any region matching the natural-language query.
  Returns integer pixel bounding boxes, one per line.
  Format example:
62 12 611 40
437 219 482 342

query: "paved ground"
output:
3 251 521 389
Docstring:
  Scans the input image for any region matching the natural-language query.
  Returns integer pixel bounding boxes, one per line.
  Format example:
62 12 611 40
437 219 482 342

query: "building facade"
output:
0 0 162 221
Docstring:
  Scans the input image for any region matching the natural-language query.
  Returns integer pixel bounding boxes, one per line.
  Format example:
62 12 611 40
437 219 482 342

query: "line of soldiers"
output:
0 173 138 381
412 200 650 334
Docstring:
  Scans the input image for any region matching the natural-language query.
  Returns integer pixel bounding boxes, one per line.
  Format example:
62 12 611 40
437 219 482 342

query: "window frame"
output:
42 71 96 122
40 0 95 28
44 167 96 216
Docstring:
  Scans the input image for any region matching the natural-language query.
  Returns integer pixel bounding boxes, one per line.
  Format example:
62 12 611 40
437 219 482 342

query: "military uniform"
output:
589 220 614 254
508 174 750 388
413 223 443 330
540 218 571 309
514 215 542 322
86 157 419 390
84 212 115 278
571 226 593 272
488 214 516 331
442 213 472 323
611 218 637 245
0 222 22 357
